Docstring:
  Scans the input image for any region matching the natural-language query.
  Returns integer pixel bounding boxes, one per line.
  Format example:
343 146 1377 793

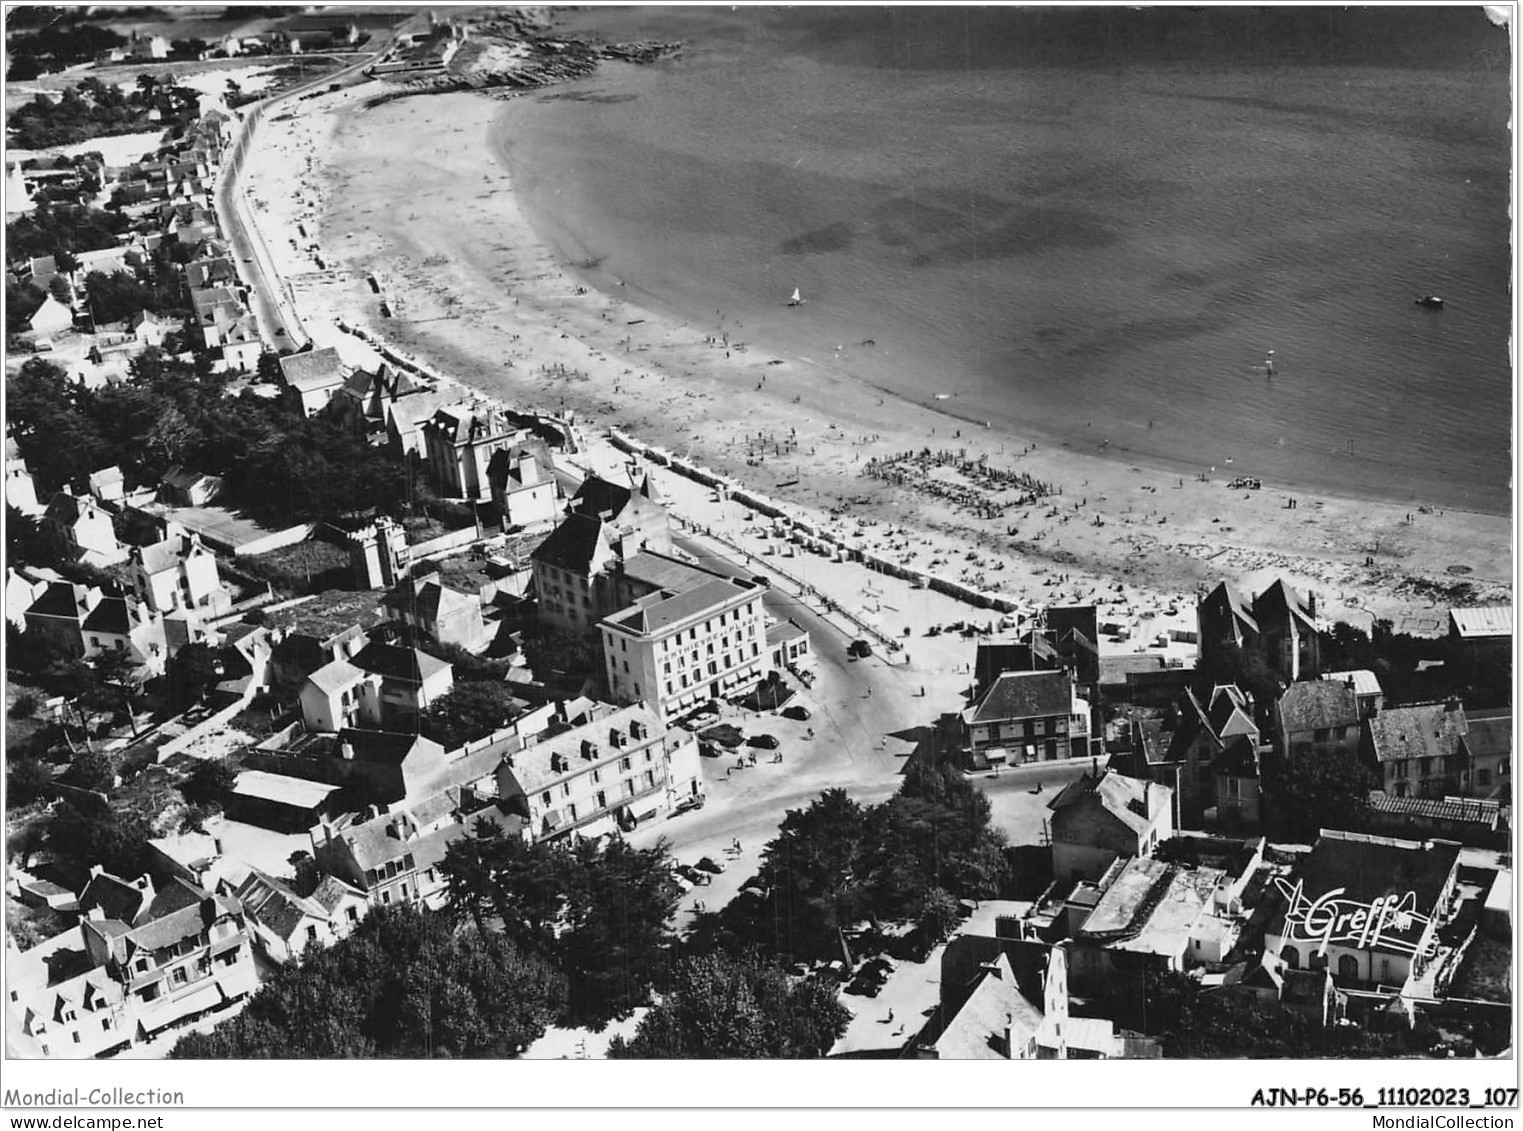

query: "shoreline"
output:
238 81 1512 629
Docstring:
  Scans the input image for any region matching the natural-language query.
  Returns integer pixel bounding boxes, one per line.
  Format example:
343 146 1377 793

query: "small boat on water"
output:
1416 295 1445 308
787 287 804 307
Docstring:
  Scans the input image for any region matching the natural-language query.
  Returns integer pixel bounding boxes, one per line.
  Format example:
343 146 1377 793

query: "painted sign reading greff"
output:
1273 878 1436 958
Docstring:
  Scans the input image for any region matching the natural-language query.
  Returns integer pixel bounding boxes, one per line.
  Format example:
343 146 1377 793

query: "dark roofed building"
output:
1459 707 1510 800
962 669 1091 768
1048 770 1175 887
1364 702 1468 800
1275 679 1360 768
1264 829 1462 992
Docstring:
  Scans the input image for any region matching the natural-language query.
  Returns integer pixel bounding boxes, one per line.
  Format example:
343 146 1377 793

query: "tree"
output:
179 758 236 809
419 681 520 750
440 826 564 951
163 641 221 711
43 796 153 877
1261 750 1375 843
6 279 47 334
60 748 114 793
608 951 850 1059
744 789 870 961
916 886 961 944
558 836 682 1025
172 906 566 1058
6 757 55 809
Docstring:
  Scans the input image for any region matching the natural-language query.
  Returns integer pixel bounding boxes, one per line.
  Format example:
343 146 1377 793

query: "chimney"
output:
211 836 224 856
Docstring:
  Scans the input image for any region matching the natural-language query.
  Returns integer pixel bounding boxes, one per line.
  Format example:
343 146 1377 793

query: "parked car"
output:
695 856 726 875
748 733 780 750
781 704 812 722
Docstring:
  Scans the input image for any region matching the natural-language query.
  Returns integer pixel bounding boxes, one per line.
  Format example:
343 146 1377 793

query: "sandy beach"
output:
240 81 1512 630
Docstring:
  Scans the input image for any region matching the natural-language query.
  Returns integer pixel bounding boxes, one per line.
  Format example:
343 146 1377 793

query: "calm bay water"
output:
499 7 1513 514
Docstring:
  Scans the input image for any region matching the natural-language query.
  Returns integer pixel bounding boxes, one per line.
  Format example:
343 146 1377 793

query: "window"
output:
621 757 631 771
567 803 578 821
306 925 319 942
172 966 188 986
136 958 150 973
382 891 392 905
1478 768 1491 786
542 791 552 806
593 769 601 783
1338 954 1359 981
347 907 359 923
644 770 655 788
102 1019 111 1031
1281 945 1300 970
596 790 606 808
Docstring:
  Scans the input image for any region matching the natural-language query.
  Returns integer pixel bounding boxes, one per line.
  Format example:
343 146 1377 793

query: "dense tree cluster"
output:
6 354 429 528
5 21 127 81
7 74 199 148
696 759 1009 963
440 828 681 1027
1145 970 1506 1058
418 681 521 750
172 906 566 1058
608 950 850 1058
7 202 129 267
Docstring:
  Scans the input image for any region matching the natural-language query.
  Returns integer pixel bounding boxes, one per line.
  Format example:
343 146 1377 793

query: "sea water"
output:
498 7 1512 514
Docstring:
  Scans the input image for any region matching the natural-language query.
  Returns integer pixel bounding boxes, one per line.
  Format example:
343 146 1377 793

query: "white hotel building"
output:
600 575 769 723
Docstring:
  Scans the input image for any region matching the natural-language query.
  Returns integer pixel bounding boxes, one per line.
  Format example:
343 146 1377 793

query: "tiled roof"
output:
505 702 662 795
232 770 341 809
1213 734 1261 778
353 640 451 684
531 512 608 573
569 473 632 521
1322 670 1383 698
334 728 442 766
306 658 368 696
1366 791 1500 825
384 575 478 625
340 810 466 873
78 871 152 926
1276 680 1357 734
134 536 187 576
1201 581 1258 634
80 596 130 635
605 577 751 636
309 874 366 915
966 669 1072 725
1460 709 1510 762
44 492 88 525
931 954 1043 1060
1367 704 1468 764
234 868 322 941
1253 579 1317 632
1048 771 1165 836
27 581 85 620
619 550 724 594
1449 606 1512 638
426 402 509 445
278 348 345 391
1268 832 1461 951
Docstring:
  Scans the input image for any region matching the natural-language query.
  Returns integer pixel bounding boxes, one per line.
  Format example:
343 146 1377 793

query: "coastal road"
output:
214 46 392 349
